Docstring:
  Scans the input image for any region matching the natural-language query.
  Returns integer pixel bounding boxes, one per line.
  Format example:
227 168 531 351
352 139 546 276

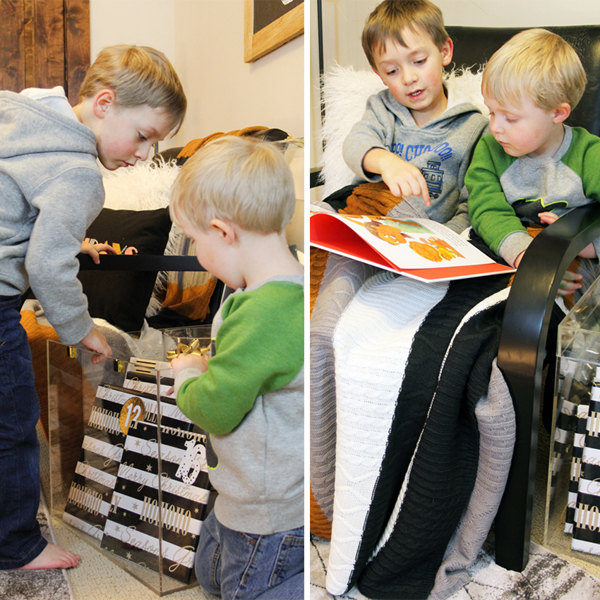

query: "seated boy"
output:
0 44 186 571
465 28 600 296
342 0 489 233
169 136 304 599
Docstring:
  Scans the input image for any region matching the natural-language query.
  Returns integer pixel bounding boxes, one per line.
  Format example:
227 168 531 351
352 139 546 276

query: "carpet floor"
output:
310 400 600 599
0 496 73 600
310 534 600 600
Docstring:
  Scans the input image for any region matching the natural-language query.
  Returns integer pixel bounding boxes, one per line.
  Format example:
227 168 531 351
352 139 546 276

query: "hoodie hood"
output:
0 90 98 159
379 81 483 131
342 75 489 233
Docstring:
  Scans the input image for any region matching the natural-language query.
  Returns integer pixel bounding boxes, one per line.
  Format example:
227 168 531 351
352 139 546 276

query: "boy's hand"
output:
81 241 117 264
363 149 431 206
171 354 209 376
514 244 583 297
539 211 597 258
80 327 112 364
557 270 583 296
538 211 559 226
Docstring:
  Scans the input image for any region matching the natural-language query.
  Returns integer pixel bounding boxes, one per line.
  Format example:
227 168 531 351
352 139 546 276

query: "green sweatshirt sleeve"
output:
466 135 526 254
563 128 600 201
176 281 304 435
565 128 600 259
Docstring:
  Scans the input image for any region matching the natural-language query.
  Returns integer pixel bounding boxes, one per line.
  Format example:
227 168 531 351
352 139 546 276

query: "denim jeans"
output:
195 510 304 600
0 295 47 568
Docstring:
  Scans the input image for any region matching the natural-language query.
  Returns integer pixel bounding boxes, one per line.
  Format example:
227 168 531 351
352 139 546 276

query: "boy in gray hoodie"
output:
343 0 488 233
0 45 186 571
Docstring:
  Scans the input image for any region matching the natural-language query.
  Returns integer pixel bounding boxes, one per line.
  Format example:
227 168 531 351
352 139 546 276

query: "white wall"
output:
310 0 600 175
172 0 304 145
90 0 304 147
90 0 305 246
90 0 176 62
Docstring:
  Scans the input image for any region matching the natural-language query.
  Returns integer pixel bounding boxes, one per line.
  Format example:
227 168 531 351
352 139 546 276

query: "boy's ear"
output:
209 218 237 245
441 37 454 67
553 102 571 124
92 89 116 119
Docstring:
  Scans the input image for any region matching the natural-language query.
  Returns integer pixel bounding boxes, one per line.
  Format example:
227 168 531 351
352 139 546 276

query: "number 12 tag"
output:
120 397 146 434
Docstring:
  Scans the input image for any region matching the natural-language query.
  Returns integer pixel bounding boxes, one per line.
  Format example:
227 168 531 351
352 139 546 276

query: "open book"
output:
310 210 515 282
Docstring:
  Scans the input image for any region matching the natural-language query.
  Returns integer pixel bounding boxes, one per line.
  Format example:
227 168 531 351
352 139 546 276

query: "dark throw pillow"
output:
78 207 172 332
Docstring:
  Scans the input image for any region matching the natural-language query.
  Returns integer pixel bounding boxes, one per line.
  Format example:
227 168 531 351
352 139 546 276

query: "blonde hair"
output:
362 0 448 70
170 136 296 234
482 29 587 111
79 45 187 135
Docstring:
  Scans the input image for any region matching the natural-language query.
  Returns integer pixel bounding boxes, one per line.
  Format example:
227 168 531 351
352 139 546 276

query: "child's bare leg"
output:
19 543 80 570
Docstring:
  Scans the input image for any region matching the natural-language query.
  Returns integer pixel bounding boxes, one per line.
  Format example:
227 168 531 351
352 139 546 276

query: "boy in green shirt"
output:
465 28 600 295
170 135 304 599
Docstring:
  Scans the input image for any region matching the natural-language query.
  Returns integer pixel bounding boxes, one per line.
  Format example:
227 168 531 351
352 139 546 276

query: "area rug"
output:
0 497 73 600
310 534 600 599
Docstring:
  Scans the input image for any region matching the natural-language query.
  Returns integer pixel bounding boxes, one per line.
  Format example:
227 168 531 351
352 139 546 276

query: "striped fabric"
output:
311 231 516 598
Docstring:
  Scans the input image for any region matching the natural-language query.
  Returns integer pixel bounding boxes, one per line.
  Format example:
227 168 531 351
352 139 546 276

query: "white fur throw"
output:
318 64 487 198
100 158 180 210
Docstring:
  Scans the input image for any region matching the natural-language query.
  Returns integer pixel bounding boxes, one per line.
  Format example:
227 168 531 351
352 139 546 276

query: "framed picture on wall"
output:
244 0 304 63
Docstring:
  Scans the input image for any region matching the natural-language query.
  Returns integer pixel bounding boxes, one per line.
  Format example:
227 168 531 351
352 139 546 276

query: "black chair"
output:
311 24 600 573
446 25 600 572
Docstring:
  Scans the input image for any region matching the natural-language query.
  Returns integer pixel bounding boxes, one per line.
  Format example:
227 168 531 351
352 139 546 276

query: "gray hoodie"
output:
343 81 488 233
0 88 104 343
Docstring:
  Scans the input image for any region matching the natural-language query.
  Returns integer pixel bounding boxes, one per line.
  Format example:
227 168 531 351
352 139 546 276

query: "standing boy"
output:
0 44 186 570
170 136 304 600
343 0 489 233
465 28 600 295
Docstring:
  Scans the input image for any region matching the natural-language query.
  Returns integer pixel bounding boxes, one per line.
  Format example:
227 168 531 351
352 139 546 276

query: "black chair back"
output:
446 25 600 135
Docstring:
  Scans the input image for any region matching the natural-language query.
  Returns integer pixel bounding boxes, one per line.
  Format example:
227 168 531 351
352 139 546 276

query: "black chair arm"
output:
495 202 600 571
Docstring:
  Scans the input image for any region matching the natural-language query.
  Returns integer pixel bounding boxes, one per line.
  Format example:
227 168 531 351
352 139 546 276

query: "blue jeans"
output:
195 510 304 600
0 295 46 568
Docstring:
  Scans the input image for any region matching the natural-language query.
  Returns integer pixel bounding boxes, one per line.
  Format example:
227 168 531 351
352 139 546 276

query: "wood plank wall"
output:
0 0 90 103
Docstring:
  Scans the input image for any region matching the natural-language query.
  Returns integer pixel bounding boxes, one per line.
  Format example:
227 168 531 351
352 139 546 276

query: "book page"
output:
311 213 494 270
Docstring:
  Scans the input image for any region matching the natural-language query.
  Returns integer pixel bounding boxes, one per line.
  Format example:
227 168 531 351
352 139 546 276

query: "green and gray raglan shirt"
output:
466 126 600 266
174 275 304 536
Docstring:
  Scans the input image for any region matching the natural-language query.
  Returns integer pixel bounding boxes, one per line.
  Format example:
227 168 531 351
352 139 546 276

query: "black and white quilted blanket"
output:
310 240 517 600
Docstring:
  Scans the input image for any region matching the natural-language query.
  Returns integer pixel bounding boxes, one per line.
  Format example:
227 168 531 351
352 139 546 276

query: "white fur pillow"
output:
318 65 385 197
317 65 487 198
100 158 180 210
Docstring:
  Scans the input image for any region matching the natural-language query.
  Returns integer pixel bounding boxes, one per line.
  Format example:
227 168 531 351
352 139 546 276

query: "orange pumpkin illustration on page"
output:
409 241 443 262
365 222 407 245
344 216 409 246
428 237 465 259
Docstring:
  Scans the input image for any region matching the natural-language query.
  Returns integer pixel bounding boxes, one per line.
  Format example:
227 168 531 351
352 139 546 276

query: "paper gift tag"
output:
62 384 146 538
572 383 600 554
565 401 590 534
100 393 212 583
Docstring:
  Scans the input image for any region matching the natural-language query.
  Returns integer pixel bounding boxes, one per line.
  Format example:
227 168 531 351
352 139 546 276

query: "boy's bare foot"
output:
19 543 81 570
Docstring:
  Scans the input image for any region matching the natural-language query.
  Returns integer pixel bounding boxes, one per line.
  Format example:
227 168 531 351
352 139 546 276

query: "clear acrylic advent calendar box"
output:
45 326 214 596
545 276 600 566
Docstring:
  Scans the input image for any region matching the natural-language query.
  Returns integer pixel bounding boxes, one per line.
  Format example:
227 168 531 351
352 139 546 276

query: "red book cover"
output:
310 211 515 282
